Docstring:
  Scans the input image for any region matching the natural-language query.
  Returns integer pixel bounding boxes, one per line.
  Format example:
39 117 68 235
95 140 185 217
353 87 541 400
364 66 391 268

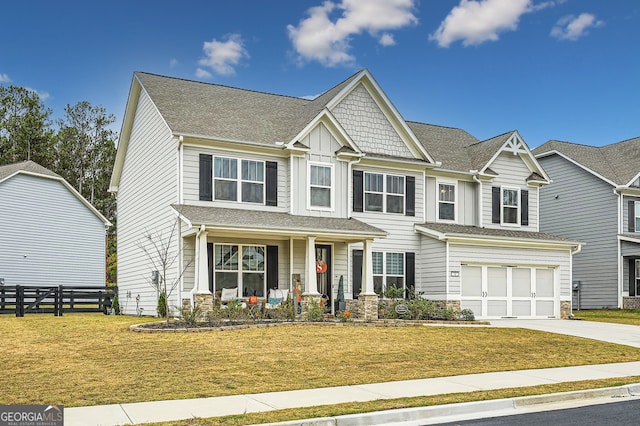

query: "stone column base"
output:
358 294 379 321
560 300 572 319
194 293 214 318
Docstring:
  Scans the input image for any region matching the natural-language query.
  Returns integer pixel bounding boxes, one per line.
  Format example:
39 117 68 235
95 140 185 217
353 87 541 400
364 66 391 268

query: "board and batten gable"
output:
537 153 619 308
425 176 478 226
181 144 290 213
116 88 181 316
482 152 539 232
291 122 349 217
0 173 106 287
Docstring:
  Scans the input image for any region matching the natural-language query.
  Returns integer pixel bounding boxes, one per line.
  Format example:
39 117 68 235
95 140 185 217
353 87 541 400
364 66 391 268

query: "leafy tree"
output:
0 85 55 167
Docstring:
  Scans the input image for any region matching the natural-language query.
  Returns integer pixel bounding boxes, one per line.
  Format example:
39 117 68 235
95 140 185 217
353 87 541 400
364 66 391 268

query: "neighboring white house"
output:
110 69 581 319
0 160 111 287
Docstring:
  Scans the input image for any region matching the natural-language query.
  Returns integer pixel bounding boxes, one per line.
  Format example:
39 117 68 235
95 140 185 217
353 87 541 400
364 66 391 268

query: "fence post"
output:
0 286 5 311
16 285 23 317
56 285 63 316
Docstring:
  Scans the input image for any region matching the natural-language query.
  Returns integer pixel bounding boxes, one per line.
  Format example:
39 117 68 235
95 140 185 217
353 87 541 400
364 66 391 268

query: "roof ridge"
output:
405 120 468 133
134 71 312 103
466 130 515 148
308 68 365 101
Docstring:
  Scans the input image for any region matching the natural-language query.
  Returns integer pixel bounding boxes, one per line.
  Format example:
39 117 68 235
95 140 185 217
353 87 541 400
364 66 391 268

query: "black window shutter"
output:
267 245 279 291
406 252 415 297
207 243 214 293
352 250 363 298
405 176 415 217
521 190 529 226
353 170 364 213
199 154 213 201
629 200 636 233
630 258 636 297
492 186 500 224
266 161 278 206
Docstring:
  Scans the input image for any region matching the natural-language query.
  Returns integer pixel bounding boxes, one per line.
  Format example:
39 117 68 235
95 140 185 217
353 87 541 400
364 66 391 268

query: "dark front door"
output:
315 244 332 311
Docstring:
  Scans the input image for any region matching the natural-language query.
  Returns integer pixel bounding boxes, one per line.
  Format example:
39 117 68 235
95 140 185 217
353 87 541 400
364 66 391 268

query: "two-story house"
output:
110 69 581 319
535 138 640 310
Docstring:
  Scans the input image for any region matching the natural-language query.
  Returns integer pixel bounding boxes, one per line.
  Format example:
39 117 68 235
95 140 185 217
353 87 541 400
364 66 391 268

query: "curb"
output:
254 383 640 426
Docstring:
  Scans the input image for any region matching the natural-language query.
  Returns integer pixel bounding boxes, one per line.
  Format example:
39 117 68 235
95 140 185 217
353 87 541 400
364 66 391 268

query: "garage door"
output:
460 265 557 319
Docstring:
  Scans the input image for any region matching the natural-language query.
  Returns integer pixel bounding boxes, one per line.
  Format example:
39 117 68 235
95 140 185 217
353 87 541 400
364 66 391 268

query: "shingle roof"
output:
0 160 60 181
534 137 640 186
173 204 387 238
406 122 479 170
418 222 580 244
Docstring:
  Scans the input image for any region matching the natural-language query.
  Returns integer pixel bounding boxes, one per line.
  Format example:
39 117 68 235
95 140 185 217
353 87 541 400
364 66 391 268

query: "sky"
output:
1 0 639 149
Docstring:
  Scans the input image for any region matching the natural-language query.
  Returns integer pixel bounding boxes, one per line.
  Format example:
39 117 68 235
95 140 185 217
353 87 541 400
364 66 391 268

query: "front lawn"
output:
573 309 640 325
3 314 640 407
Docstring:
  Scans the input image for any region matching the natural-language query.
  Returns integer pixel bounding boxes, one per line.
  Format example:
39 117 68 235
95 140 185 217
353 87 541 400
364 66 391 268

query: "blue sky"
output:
1 0 638 148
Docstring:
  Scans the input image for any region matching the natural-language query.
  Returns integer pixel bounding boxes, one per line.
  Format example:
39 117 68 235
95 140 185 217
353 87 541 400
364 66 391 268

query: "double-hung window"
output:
635 202 640 232
214 157 238 201
241 160 264 203
309 163 333 209
502 187 520 225
372 252 405 297
438 183 456 221
214 244 265 297
364 172 404 214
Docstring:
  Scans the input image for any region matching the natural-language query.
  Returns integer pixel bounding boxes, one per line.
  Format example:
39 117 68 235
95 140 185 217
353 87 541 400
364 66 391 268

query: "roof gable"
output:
0 161 111 226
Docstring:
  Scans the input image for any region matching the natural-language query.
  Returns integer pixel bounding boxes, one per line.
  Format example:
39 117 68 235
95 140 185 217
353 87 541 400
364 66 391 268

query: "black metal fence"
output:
0 285 117 317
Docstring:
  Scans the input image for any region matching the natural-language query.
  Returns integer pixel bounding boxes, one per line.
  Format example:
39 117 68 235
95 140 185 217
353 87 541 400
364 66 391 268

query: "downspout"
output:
177 135 185 302
472 172 482 226
616 188 623 308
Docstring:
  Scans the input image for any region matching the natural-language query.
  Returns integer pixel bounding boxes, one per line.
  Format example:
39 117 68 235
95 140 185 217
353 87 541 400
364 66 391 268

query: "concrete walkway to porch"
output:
65 319 640 425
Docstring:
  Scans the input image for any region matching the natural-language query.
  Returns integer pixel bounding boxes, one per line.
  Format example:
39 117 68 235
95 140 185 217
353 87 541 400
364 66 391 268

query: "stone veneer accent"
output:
358 294 379 321
193 293 214 316
560 300 572 319
623 297 640 309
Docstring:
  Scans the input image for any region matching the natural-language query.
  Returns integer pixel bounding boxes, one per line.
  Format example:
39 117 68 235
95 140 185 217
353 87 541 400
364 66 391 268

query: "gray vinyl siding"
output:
482 152 539 232
182 145 289 212
621 240 640 257
538 154 619 308
116 89 179 316
425 177 477 226
448 244 572 299
623 196 640 233
419 236 447 296
0 174 106 287
292 123 349 217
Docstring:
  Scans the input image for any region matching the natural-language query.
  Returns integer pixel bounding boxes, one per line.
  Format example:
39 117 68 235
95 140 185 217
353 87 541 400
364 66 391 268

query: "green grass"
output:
2 314 640 408
573 309 640 325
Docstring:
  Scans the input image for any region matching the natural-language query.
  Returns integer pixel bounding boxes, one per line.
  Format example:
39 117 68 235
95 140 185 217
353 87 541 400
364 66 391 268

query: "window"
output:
214 157 237 201
636 202 640 232
502 187 520 225
636 260 640 297
214 244 265 297
241 160 264 203
438 183 455 221
373 252 405 297
364 172 404 214
309 163 333 209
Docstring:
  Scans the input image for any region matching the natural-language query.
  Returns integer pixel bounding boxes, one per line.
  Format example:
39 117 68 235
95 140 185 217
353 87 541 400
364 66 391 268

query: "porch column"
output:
361 239 375 295
194 228 210 294
304 236 320 295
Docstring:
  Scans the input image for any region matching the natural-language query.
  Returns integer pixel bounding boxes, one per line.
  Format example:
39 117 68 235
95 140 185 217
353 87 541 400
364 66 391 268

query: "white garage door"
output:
461 265 557 319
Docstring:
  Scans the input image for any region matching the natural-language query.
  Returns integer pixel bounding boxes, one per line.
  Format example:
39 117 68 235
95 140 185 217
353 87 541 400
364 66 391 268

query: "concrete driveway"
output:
491 319 640 348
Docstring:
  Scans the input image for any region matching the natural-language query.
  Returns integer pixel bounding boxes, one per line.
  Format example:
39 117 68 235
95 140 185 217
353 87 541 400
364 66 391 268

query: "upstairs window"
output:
438 183 456 221
502 187 520 225
309 163 333 209
364 172 404 214
241 160 264 203
214 157 238 201
636 202 640 232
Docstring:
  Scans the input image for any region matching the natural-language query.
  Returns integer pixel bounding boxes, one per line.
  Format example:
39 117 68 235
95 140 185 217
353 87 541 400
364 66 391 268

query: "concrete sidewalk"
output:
65 361 640 425
66 319 640 425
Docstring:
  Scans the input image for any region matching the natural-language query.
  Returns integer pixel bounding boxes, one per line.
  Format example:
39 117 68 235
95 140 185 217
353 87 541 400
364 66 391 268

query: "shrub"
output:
384 284 405 299
305 298 325 322
157 291 168 318
110 295 120 315
179 303 203 327
459 309 475 321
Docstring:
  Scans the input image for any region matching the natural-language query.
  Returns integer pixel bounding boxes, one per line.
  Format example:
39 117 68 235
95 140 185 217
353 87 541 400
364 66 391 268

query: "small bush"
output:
179 303 203 327
305 298 325 322
157 291 168 318
459 309 475 321
384 284 405 299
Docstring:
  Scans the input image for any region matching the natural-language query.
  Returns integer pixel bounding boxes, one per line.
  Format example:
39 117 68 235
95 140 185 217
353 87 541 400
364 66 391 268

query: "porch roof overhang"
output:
415 222 583 251
172 204 387 241
618 234 640 245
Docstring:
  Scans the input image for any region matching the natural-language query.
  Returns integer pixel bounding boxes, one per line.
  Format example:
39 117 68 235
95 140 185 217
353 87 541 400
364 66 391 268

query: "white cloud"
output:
198 33 249 76
195 68 213 79
0 73 11 83
430 0 535 47
169 58 179 68
550 13 604 41
287 0 418 67
25 87 50 101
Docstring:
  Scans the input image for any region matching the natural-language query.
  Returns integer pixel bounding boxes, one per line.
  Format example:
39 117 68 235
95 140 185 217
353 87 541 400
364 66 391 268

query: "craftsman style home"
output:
535 138 640 310
0 161 110 287
111 70 581 319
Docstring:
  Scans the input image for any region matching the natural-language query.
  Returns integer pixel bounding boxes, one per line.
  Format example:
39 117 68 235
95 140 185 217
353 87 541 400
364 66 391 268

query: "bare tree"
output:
137 214 192 323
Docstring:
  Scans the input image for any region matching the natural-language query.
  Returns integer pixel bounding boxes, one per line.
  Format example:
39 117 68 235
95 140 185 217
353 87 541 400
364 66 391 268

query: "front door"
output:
316 244 332 312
